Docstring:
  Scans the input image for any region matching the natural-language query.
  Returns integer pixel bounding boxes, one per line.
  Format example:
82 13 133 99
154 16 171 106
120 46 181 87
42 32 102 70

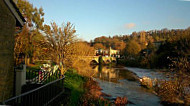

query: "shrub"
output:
157 58 190 105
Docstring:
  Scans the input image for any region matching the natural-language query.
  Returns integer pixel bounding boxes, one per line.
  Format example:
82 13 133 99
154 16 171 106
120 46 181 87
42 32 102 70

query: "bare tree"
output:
43 22 77 75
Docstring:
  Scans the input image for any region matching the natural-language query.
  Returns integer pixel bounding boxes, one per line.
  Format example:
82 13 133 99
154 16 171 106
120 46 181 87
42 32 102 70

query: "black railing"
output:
26 69 39 82
27 68 61 84
2 76 65 106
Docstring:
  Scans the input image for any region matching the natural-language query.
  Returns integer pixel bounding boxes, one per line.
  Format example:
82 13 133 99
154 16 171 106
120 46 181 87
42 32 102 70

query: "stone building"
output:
108 47 120 57
0 0 25 102
95 47 120 57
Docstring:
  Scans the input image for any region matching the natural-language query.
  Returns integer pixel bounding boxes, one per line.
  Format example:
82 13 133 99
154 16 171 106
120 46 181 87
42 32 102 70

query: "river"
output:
91 65 166 106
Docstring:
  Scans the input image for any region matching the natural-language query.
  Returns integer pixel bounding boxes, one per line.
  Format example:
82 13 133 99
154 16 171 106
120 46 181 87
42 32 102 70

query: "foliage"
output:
14 25 31 64
118 57 140 67
14 0 45 65
89 27 190 69
93 43 106 49
114 41 126 53
14 0 44 29
124 40 141 56
42 22 77 75
147 42 156 52
82 79 111 106
157 58 190 105
75 42 95 56
154 33 190 68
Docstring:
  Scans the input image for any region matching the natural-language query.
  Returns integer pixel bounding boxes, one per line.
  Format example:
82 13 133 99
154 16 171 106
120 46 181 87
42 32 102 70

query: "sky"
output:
28 0 190 41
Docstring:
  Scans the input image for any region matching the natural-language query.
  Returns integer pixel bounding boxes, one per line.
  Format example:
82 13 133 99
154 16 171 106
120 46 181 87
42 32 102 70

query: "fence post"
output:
15 64 26 96
38 71 41 83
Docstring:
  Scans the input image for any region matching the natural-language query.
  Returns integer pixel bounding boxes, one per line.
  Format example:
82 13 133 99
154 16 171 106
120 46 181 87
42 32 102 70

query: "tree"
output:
147 42 156 52
93 43 106 49
124 40 141 56
14 0 44 29
75 42 95 56
14 0 45 65
114 41 126 51
43 22 77 75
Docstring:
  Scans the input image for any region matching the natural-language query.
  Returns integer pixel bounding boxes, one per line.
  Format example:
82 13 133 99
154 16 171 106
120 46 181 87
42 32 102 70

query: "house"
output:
109 47 120 58
95 47 120 58
0 0 25 102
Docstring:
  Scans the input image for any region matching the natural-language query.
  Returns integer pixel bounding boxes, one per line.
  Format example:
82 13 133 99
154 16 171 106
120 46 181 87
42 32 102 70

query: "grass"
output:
26 65 41 80
63 69 112 106
44 71 61 84
64 69 86 105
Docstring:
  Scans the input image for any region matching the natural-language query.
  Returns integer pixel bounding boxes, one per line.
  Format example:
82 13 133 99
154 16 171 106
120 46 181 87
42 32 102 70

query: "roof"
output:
3 0 25 27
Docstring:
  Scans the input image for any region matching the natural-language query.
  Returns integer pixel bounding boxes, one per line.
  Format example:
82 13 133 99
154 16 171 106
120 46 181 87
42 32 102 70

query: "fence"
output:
2 76 65 106
26 65 60 84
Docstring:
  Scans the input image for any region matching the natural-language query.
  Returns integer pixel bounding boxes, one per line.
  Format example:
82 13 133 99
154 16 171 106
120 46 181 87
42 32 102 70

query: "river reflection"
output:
92 65 120 82
92 65 139 83
90 65 162 106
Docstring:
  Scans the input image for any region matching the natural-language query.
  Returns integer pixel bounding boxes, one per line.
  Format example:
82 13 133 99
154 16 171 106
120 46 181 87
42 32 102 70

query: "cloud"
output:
124 23 136 29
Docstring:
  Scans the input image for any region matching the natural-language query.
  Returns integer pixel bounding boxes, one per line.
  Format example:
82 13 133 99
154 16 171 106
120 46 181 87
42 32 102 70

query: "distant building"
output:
109 47 120 58
95 47 120 58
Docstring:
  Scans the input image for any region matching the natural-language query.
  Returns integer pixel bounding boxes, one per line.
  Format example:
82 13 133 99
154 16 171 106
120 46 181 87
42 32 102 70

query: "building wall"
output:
0 0 16 102
109 47 119 56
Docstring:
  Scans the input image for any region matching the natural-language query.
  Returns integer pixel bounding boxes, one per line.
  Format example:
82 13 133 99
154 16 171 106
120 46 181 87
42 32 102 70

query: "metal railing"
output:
27 67 60 84
3 76 65 106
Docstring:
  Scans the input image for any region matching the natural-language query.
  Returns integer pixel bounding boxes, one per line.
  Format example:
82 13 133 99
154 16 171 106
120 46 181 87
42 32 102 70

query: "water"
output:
125 67 166 79
92 66 164 106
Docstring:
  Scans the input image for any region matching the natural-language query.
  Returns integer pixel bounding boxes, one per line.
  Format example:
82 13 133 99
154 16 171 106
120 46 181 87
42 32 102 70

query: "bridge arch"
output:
112 60 116 63
75 56 116 64
90 60 98 64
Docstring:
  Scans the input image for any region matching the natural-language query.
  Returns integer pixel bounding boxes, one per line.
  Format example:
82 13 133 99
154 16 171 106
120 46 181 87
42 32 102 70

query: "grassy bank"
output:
25 64 110 105
64 69 86 105
63 69 111 106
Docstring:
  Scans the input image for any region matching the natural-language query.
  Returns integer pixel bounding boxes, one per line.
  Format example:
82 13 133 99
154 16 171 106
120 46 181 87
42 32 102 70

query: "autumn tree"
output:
114 41 126 51
93 43 106 49
14 0 44 29
72 42 95 72
14 0 45 65
124 40 141 56
75 42 95 56
43 22 77 75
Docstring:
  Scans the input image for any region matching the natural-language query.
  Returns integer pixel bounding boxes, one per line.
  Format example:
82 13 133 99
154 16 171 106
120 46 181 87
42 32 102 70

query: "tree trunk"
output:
60 65 65 75
25 56 30 65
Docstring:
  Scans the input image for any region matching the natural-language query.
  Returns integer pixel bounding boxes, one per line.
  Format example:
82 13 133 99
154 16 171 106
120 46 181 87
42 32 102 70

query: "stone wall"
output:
0 0 16 102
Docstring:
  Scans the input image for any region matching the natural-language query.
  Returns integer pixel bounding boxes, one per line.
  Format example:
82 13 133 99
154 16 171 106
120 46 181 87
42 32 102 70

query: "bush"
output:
157 58 190 105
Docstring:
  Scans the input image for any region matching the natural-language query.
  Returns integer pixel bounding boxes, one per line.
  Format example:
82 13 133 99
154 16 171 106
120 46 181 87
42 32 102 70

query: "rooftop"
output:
3 0 25 27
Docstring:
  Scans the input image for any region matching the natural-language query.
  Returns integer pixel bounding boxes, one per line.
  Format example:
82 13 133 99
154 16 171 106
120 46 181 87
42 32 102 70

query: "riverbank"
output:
124 66 190 105
93 65 162 105
54 65 168 105
54 69 111 105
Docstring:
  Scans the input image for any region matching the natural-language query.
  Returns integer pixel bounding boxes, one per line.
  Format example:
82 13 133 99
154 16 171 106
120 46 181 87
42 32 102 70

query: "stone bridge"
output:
77 56 116 64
